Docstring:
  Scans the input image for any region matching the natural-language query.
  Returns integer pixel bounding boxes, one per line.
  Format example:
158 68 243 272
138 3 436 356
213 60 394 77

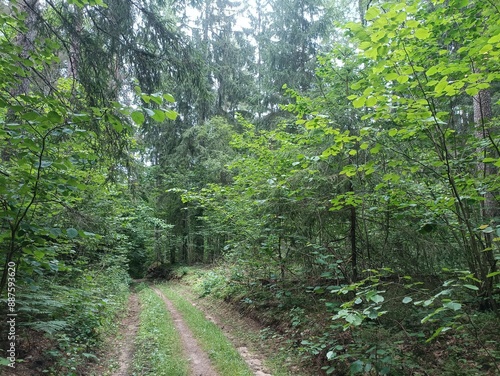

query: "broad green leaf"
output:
152 109 166 122
402 296 413 304
352 97 366 108
371 30 386 42
415 28 431 40
397 75 409 84
365 7 380 21
426 66 439 76
131 111 145 125
0 358 10 366
165 110 178 120
443 301 461 311
359 41 371 50
22 111 40 121
487 34 500 44
435 77 448 93
385 72 399 81
370 143 381 154
466 86 480 96
388 128 398 137
479 44 492 54
345 313 363 326
150 93 163 105
163 93 175 103
370 294 384 303
47 111 62 123
350 360 364 374
365 96 377 107
483 157 497 163
66 228 79 238
487 271 500 278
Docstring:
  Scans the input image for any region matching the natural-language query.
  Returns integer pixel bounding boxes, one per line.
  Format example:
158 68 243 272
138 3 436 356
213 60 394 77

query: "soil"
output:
151 287 219 376
111 292 141 376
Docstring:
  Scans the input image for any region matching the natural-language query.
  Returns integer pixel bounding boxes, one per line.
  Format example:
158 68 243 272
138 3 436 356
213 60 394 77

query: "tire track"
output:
151 287 219 376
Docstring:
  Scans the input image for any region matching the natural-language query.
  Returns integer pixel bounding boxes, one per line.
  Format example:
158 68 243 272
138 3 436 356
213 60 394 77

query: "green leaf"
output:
415 28 431 40
385 72 399 81
152 109 166 122
370 143 381 154
371 30 386 42
350 360 364 374
150 93 163 105
486 271 500 278
370 294 384 303
435 77 448 93
66 228 79 239
352 97 366 108
365 96 377 107
402 296 413 304
426 66 439 76
397 75 409 84
466 86 480 96
365 7 380 21
165 110 178 120
47 111 62 123
112 121 124 132
163 93 175 103
487 34 500 44
345 313 363 326
131 111 145 125
443 301 461 311
463 284 479 291
0 358 10 366
22 111 41 121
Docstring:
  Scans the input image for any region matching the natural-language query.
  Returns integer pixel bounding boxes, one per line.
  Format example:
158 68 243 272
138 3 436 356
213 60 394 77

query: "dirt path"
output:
151 287 219 376
174 285 273 376
112 293 141 376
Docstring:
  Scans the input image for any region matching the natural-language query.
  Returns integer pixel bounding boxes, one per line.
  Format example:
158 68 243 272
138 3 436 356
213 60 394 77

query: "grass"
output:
158 283 254 376
132 287 189 376
171 280 312 376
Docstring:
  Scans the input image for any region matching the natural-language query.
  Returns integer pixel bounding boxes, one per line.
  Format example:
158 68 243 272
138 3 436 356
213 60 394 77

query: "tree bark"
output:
474 85 499 309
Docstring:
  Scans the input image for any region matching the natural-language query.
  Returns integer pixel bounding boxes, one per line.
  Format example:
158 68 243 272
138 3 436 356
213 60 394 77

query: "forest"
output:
0 0 499 375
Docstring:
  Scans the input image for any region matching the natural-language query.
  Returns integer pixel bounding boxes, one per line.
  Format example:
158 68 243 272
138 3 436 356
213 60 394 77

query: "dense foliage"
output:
1 0 499 374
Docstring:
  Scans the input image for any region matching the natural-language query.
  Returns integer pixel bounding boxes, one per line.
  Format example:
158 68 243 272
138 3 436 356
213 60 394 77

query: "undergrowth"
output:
182 265 500 376
1 266 130 375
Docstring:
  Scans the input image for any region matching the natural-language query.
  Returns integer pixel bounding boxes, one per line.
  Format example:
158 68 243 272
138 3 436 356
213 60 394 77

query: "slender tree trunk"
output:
474 86 499 308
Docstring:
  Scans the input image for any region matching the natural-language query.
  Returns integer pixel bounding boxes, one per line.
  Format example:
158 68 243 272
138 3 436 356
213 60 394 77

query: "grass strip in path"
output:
151 287 218 376
170 282 306 376
158 283 254 376
132 286 189 376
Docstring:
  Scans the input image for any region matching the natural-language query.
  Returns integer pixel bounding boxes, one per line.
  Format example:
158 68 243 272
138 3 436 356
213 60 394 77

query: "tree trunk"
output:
474 85 499 309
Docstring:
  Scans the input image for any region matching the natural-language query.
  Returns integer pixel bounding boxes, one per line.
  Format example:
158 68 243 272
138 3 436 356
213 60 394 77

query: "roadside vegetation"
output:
182 265 500 375
1 0 499 375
